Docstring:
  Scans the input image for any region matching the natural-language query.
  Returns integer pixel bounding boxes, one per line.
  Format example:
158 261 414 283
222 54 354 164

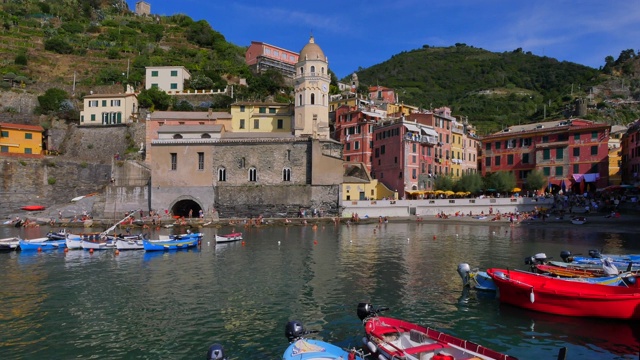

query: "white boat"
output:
215 232 243 243
81 239 114 250
0 237 20 251
115 238 144 250
571 216 587 225
65 235 83 250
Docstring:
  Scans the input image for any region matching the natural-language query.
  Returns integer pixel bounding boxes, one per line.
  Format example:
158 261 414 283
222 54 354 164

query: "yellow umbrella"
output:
512 187 522 192
455 191 466 196
434 190 444 194
444 190 455 196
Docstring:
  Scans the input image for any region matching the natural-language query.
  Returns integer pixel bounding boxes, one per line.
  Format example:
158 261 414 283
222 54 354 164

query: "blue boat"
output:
283 321 364 360
19 238 66 251
142 238 199 251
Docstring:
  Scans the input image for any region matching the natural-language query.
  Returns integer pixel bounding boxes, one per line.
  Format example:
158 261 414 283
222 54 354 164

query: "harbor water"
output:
1 222 639 359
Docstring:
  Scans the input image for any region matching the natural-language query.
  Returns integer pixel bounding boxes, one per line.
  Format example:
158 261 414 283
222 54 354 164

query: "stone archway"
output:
171 199 202 218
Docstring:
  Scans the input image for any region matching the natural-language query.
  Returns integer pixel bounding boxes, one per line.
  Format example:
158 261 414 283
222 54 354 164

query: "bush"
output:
37 88 69 115
47 177 56 185
60 21 84 34
44 37 74 54
80 161 88 168
106 48 120 59
14 54 27 66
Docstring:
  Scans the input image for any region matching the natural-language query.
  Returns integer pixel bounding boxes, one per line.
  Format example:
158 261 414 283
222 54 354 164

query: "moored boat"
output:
457 263 497 291
571 216 586 225
19 238 66 251
143 237 199 251
487 268 640 320
21 205 45 211
283 321 364 360
357 303 518 360
0 237 20 251
215 232 242 243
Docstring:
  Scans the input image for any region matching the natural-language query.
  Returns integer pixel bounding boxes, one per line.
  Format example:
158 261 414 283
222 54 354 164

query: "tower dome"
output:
299 36 325 61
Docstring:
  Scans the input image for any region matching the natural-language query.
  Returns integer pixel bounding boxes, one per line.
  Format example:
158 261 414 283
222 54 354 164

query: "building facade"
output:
230 102 293 133
481 118 610 192
334 105 383 172
621 119 640 185
245 41 299 79
145 66 191 93
80 92 138 126
0 122 44 155
135 1 150 15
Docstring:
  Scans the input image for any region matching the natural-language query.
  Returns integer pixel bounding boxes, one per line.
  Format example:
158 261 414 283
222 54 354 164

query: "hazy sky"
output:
133 0 640 79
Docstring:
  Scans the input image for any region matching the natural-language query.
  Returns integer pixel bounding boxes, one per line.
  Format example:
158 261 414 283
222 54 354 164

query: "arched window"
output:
173 134 183 139
321 67 325 74
310 93 315 105
299 67 304 75
201 133 211 138
310 65 315 73
283 168 291 182
298 94 302 106
218 167 226 182
248 167 257 182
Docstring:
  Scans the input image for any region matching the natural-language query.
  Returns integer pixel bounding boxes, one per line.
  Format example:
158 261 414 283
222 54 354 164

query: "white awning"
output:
420 127 438 137
403 123 420 132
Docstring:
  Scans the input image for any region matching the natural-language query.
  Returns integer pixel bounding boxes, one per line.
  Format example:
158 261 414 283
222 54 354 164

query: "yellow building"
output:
230 102 293 133
450 121 464 178
342 163 396 200
0 122 44 155
80 91 138 126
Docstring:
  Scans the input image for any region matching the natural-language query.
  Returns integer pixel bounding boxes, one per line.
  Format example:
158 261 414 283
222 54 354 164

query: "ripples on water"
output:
0 223 639 359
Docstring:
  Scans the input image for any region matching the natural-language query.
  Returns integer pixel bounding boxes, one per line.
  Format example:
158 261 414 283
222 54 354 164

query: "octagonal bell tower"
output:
294 36 330 139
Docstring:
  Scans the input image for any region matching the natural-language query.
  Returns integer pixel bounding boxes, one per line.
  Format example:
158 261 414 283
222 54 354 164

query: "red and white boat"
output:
357 303 518 360
215 232 243 243
487 268 640 320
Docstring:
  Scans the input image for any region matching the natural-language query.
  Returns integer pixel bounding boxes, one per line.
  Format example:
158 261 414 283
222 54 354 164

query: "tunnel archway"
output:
171 199 202 218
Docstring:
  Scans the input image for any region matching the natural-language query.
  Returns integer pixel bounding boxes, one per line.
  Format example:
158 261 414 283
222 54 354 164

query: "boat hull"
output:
115 239 144 250
19 239 66 251
282 339 362 360
488 268 640 320
143 238 199 251
215 232 243 243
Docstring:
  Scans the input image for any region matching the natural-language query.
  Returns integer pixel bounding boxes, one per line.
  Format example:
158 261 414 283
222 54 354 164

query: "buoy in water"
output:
278 241 281 246
115 249 120 255
37 247 42 252
64 248 69 253
241 241 245 246
314 240 318 245
433 235 437 240
89 248 94 254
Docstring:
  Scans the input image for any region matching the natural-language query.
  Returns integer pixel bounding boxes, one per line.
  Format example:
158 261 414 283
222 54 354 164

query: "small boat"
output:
215 232 243 243
457 263 496 291
357 303 518 360
19 238 66 251
206 344 228 360
71 196 85 202
283 321 364 360
81 238 115 250
571 216 586 225
143 237 199 251
487 268 640 319
46 229 68 240
21 205 45 211
0 237 20 251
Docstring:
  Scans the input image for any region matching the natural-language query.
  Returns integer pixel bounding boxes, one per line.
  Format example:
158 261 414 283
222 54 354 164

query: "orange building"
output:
245 41 299 78
0 122 44 156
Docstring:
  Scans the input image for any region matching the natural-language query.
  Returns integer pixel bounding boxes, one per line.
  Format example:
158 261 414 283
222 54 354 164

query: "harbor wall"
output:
340 197 556 218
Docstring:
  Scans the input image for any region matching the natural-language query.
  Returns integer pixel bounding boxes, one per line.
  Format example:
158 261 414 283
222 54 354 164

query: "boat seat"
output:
404 343 445 355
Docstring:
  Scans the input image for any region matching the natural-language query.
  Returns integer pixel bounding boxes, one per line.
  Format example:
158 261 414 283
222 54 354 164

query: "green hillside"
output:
350 44 640 134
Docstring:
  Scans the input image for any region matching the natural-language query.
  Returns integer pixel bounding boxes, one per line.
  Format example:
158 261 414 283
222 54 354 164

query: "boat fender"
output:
206 343 227 360
366 339 377 354
530 288 535 303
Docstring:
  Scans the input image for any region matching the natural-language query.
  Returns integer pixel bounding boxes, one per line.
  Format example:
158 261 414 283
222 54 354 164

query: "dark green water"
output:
1 222 639 359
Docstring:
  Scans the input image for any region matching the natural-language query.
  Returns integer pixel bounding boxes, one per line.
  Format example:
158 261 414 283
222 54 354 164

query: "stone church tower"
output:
294 36 330 139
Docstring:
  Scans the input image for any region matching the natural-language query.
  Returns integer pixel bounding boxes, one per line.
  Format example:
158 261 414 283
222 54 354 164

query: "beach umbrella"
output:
444 190 455 196
512 187 521 192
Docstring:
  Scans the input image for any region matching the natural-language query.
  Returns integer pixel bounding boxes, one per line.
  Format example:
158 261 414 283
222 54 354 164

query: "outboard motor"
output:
357 303 375 321
206 344 227 360
457 263 471 287
602 258 619 276
285 320 306 342
560 250 572 263
622 275 637 287
588 249 602 258
525 253 547 266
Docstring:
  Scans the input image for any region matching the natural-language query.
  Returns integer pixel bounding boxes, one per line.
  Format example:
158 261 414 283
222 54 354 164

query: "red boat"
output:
21 205 45 211
357 303 518 360
487 268 640 320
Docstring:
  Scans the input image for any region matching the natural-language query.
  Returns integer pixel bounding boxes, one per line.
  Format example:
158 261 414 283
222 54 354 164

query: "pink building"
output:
481 119 610 192
621 119 640 185
334 105 382 172
368 86 396 104
245 41 299 78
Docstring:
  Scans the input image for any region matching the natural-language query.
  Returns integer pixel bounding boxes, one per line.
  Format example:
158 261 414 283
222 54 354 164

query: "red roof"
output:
0 122 44 132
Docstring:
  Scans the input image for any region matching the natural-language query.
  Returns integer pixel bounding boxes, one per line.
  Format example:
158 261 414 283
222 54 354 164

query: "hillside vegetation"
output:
351 44 640 134
1 1 639 133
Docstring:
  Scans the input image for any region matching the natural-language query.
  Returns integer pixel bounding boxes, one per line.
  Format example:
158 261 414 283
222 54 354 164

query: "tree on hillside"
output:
44 37 74 54
36 88 69 115
137 87 171 111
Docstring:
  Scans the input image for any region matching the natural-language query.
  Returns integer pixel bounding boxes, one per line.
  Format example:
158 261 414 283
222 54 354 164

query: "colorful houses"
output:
145 66 191 93
480 118 610 192
245 41 299 79
230 102 293 133
0 122 44 156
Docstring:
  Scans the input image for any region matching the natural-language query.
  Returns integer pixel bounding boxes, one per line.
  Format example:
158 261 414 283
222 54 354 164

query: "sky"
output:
130 1 640 79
